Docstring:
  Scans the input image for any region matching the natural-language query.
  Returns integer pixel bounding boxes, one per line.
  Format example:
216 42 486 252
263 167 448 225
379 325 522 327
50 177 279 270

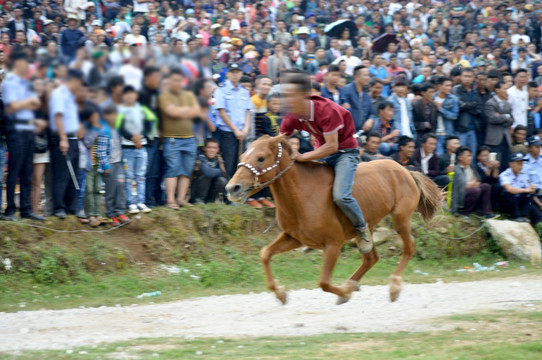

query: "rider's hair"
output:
288 73 311 93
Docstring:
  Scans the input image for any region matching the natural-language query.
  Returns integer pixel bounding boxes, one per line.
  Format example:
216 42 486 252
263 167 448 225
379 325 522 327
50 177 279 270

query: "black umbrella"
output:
371 33 399 54
324 19 358 40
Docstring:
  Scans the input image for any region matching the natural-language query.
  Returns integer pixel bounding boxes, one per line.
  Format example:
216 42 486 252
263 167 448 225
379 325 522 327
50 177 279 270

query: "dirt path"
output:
1 276 542 352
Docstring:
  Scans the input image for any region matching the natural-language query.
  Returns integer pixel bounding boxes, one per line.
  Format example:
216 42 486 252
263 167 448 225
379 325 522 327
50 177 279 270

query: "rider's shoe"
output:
354 226 373 254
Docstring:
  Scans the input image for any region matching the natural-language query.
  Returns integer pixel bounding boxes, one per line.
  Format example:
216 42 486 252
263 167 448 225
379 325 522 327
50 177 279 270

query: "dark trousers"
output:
145 141 165 207
5 131 34 215
532 198 542 226
50 139 79 214
490 139 510 173
431 174 450 188
500 192 531 218
462 183 492 215
218 130 244 179
104 163 126 218
191 175 227 203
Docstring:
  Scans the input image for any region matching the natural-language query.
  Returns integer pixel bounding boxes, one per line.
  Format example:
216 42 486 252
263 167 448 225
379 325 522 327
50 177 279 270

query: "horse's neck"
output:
269 163 305 215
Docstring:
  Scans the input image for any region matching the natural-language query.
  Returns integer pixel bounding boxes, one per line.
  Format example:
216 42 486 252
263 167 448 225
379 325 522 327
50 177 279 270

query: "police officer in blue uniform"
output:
214 63 253 179
49 69 84 218
499 152 537 222
1 52 44 221
524 135 542 226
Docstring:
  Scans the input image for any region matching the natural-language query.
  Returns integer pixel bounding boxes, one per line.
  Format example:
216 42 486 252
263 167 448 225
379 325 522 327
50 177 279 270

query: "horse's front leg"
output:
320 244 360 305
260 232 301 304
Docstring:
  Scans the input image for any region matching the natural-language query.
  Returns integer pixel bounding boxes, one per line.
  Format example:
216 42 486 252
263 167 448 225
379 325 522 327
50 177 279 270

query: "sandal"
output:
167 203 180 210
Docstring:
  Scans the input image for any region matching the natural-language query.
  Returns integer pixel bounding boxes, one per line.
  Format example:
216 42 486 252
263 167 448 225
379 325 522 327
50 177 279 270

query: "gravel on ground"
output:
1 276 541 351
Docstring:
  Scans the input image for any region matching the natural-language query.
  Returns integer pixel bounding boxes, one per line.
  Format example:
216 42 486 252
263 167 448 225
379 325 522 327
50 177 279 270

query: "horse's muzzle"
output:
225 182 251 203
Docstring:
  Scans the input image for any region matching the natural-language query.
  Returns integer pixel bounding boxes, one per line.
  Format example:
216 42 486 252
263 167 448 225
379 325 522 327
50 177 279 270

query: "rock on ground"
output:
485 219 542 264
1 276 542 352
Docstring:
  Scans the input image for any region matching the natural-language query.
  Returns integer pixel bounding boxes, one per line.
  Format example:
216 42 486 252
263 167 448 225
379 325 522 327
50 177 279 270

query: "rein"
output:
237 143 296 190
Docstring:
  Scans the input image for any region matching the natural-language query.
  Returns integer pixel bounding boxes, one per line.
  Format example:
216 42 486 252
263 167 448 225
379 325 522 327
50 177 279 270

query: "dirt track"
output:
1 276 542 352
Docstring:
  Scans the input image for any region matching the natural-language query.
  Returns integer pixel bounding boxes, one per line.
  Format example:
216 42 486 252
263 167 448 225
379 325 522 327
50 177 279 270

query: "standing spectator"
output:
453 67 482 154
159 68 200 209
64 0 89 22
434 76 459 155
190 138 227 205
411 134 449 188
524 135 542 227
139 66 164 208
499 153 537 223
484 81 513 171
214 63 252 180
117 85 156 214
60 15 85 63
340 65 374 132
321 64 341 103
7 5 28 41
507 69 529 129
266 43 292 82
412 82 437 142
387 76 414 151
49 69 84 218
119 55 144 92
528 81 542 136
450 146 495 218
100 105 129 226
369 53 392 97
1 52 43 221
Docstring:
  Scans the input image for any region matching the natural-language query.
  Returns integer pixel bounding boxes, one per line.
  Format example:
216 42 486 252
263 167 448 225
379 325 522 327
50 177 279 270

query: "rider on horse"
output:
280 73 374 253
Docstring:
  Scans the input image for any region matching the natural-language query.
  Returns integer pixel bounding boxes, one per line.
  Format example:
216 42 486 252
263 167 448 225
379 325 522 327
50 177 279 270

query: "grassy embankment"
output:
0 205 540 312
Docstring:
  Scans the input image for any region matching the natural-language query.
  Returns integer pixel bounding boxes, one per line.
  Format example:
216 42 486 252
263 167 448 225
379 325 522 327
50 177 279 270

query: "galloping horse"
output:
226 134 442 304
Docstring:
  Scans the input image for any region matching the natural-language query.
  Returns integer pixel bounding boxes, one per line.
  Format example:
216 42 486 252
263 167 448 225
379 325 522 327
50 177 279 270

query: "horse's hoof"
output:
336 295 351 305
275 286 287 305
389 275 403 302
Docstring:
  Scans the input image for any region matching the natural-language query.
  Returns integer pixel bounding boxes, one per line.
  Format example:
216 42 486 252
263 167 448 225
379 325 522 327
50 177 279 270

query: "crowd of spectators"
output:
0 0 541 227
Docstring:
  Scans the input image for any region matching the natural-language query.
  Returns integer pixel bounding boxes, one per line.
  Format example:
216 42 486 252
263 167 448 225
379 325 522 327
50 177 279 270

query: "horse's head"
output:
226 134 289 203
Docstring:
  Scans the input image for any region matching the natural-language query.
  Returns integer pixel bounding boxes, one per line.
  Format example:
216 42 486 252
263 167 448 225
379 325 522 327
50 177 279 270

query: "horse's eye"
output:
257 156 265 163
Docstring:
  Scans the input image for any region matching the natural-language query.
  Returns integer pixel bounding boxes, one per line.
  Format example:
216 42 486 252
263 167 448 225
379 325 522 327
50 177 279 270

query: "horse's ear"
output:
271 133 286 145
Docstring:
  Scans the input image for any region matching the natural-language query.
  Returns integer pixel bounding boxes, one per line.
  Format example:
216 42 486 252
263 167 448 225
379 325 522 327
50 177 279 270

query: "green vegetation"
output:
4 308 542 359
0 206 539 312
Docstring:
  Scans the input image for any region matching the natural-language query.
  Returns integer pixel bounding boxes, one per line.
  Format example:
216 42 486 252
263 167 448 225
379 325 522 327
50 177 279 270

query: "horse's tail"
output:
409 171 443 223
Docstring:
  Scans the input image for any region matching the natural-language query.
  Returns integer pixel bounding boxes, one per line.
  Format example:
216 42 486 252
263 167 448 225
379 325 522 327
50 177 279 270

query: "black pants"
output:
145 141 165 207
500 192 531 218
50 139 79 214
218 130 246 180
431 174 450 188
5 131 34 216
490 139 510 173
191 175 227 203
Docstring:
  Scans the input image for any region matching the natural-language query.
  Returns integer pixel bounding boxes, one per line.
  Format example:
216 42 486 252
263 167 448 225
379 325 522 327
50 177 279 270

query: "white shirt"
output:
388 2 402 16
434 96 445 134
133 0 149 13
420 148 433 175
119 64 143 91
332 55 362 76
124 34 147 46
398 97 413 137
507 85 528 128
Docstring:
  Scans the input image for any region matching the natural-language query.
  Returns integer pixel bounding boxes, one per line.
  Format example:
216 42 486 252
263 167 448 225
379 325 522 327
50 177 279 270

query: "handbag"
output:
34 131 49 154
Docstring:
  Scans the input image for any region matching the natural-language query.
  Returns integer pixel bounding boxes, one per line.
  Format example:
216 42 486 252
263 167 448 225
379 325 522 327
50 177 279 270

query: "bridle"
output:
237 143 296 190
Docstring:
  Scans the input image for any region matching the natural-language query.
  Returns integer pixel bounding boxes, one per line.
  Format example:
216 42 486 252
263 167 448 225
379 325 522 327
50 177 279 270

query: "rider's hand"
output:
294 152 309 162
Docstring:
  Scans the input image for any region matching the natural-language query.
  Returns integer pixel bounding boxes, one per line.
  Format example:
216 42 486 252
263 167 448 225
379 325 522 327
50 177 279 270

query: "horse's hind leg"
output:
348 247 380 283
389 212 416 302
320 244 359 305
260 232 301 304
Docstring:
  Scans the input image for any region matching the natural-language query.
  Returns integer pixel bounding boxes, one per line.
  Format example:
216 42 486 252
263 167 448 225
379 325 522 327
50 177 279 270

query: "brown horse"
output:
226 134 442 304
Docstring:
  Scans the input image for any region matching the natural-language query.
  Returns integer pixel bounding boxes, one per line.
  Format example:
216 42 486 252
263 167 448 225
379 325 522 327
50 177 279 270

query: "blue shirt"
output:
49 84 80 135
524 154 542 190
369 65 390 97
1 73 37 131
214 80 253 132
499 168 531 189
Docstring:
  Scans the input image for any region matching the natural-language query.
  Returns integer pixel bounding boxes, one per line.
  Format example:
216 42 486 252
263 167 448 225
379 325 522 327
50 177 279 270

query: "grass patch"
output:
4 308 542 359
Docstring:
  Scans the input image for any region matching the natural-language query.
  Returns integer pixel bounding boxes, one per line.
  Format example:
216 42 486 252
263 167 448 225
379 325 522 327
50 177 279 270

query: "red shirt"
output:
281 96 358 150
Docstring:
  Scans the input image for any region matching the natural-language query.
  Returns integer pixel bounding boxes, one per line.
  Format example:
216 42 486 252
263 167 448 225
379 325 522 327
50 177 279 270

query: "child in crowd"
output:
260 94 282 136
190 138 227 205
100 105 129 226
117 85 157 214
82 107 107 227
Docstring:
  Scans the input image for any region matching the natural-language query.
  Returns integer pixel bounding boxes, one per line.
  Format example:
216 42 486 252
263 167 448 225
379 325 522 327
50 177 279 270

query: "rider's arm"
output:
296 132 338 162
